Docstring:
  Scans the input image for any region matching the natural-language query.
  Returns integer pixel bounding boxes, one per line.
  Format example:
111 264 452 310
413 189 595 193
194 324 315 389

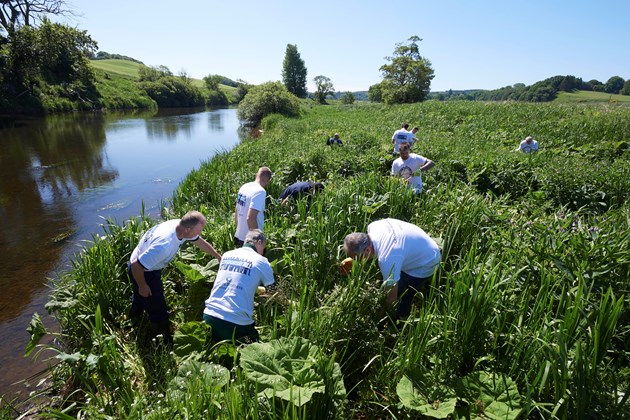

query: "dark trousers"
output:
203 313 259 344
395 271 431 319
128 264 169 323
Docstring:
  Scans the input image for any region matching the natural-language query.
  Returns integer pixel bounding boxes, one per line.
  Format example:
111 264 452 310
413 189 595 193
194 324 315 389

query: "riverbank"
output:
0 108 242 416
11 101 630 418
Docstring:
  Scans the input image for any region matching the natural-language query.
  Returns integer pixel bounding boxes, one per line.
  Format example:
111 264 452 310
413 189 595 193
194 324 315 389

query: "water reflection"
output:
0 108 241 400
0 114 117 322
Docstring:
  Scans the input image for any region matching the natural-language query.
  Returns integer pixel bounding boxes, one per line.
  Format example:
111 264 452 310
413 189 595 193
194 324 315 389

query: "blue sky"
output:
64 0 630 92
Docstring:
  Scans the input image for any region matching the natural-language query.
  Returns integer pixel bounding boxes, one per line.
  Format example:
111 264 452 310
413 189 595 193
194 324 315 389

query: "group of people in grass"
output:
127 125 537 345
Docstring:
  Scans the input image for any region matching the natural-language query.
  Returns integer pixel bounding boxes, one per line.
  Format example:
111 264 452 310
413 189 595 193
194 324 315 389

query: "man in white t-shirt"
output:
518 136 539 153
344 218 441 320
391 123 411 155
204 229 276 343
234 167 272 247
391 142 434 194
128 211 221 340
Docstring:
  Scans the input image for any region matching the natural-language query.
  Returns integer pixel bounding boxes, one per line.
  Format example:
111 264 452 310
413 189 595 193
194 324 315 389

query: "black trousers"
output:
395 271 431 319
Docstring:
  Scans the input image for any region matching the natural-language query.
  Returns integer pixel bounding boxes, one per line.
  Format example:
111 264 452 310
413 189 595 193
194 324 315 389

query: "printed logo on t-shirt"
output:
220 256 253 275
236 193 246 207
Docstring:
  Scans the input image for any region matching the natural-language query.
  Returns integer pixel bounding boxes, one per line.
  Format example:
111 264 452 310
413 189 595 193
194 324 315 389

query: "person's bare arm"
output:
130 260 152 298
192 237 221 261
246 208 260 230
421 159 434 171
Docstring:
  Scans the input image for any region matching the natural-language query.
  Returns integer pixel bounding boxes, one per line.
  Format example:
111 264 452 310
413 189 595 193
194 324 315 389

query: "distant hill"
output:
92 51 144 64
429 75 629 103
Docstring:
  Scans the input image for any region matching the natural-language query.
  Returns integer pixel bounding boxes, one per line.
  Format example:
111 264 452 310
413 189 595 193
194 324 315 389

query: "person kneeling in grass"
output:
203 229 276 343
343 218 441 320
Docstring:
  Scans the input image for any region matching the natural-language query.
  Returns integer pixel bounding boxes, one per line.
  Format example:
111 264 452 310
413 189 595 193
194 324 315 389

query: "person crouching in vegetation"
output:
128 211 222 343
326 133 343 146
344 218 441 320
391 142 434 194
203 229 276 343
279 180 325 206
517 135 539 153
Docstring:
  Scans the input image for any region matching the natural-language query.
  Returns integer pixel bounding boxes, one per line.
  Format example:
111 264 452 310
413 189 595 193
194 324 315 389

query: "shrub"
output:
237 81 300 126
139 76 205 107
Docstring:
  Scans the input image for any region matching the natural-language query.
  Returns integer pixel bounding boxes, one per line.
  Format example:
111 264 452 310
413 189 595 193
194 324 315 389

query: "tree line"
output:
429 75 630 102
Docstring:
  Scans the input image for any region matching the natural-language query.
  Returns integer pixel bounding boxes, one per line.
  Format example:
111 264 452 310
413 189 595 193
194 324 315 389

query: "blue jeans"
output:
128 264 169 323
395 271 431 319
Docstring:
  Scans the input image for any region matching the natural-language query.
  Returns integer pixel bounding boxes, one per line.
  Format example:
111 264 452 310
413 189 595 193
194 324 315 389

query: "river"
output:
0 107 241 402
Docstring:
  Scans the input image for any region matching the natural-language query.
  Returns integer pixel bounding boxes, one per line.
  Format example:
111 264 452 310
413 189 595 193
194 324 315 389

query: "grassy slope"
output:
90 59 237 98
555 90 630 103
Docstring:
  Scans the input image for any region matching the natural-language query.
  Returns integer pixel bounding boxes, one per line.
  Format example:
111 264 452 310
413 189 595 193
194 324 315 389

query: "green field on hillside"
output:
90 59 141 79
89 59 236 95
555 90 630 103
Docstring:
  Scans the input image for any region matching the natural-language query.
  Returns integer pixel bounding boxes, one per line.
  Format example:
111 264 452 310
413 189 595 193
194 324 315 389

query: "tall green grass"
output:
23 101 630 419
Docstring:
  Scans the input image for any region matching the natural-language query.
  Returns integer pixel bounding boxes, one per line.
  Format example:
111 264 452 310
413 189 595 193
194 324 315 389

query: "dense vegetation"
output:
15 101 629 419
0 18 100 114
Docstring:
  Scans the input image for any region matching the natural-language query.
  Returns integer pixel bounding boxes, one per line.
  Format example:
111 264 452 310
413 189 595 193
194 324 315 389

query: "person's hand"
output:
139 284 152 298
339 257 353 276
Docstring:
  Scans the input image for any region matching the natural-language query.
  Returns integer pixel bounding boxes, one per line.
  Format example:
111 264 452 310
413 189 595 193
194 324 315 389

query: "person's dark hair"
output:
403 123 409 130
312 182 324 192
180 211 206 229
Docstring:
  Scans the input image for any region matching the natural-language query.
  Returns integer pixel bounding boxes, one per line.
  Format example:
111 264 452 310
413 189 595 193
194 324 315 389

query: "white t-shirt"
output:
130 219 197 271
391 153 428 193
519 139 539 153
368 218 441 286
204 246 275 325
235 181 266 241
392 129 412 153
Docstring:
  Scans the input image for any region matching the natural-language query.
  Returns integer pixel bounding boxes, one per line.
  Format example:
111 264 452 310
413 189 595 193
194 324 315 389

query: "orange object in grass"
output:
339 257 353 276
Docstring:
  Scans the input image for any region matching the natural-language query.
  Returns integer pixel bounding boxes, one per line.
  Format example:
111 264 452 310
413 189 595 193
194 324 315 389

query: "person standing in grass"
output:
234 167 272 247
391 142 434 194
517 135 539 153
409 126 419 147
391 123 412 155
343 218 441 320
203 229 276 343
279 180 324 206
128 211 222 341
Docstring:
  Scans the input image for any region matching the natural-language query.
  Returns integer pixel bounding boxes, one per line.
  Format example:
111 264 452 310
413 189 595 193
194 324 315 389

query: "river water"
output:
0 107 241 401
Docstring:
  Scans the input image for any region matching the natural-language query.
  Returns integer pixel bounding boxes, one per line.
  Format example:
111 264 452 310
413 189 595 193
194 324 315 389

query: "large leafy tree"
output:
282 44 307 98
379 36 434 104
313 75 334 104
620 80 630 96
368 83 383 102
604 76 625 94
